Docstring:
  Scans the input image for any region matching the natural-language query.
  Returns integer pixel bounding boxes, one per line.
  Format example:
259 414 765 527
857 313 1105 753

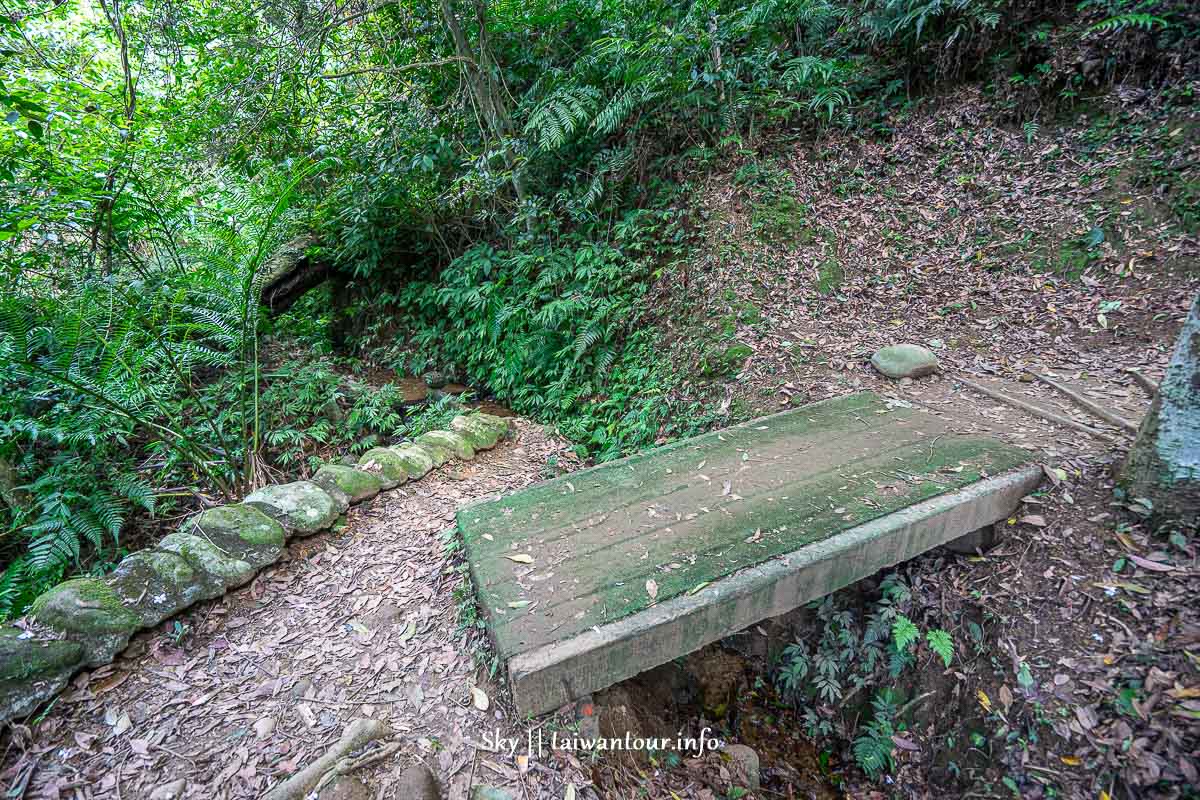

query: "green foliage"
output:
1088 13 1169 33
775 574 958 780
927 629 954 667
853 691 901 778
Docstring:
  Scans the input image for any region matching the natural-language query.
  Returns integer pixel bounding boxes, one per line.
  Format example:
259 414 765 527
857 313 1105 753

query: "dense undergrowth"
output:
1 0 1196 703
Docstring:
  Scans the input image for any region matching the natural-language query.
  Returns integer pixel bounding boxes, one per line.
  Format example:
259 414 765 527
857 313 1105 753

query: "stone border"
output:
0 413 511 724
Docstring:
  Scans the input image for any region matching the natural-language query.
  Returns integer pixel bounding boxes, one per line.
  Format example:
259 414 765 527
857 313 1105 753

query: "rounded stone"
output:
356 448 411 490
416 430 475 461
193 505 286 547
107 550 208 626
387 444 434 479
244 481 342 534
312 464 382 504
30 578 141 665
157 532 255 588
184 505 285 571
450 415 505 451
408 439 450 467
723 744 760 792
870 343 939 379
0 627 84 682
0 627 85 723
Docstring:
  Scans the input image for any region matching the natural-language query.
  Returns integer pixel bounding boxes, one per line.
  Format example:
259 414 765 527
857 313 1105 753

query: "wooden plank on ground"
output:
457 392 1039 716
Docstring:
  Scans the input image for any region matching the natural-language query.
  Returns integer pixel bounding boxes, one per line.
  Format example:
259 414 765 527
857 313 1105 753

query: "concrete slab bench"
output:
457 392 1040 717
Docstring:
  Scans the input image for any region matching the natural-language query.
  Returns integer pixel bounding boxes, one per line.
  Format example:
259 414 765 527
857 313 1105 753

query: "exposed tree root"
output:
1125 368 1159 398
262 718 393 800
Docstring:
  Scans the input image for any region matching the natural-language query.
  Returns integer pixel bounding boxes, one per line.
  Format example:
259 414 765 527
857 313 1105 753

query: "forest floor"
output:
3 422 601 800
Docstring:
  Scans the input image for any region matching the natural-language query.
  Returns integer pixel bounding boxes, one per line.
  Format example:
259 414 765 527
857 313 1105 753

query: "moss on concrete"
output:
458 393 1034 658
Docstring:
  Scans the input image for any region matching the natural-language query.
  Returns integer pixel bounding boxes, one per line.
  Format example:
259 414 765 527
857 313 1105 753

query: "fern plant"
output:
774 574 956 780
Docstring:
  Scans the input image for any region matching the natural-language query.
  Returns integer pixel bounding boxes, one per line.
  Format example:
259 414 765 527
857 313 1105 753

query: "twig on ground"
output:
1124 368 1159 398
956 377 1114 441
1026 371 1138 433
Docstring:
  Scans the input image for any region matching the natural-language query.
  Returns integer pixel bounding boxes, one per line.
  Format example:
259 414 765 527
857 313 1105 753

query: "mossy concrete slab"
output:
456 392 1039 716
244 481 341 534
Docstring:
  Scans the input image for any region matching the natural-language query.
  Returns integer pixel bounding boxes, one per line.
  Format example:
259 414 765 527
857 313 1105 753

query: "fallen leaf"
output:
1020 515 1047 527
471 687 490 711
1060 755 1081 766
504 554 534 564
1128 554 1174 572
645 579 658 601
977 690 992 713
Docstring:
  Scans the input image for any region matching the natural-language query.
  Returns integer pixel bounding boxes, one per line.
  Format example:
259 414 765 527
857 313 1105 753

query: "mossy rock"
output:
186 504 286 570
387 444 434 479
0 627 85 723
409 438 451 467
356 448 411 490
416 430 475 461
450 415 507 451
30 578 141 666
0 627 84 682
244 481 342 535
157 532 256 591
106 549 208 626
870 343 939 379
312 464 381 506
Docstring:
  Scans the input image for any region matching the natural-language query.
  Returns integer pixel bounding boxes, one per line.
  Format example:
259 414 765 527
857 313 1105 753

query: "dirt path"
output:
3 421 590 800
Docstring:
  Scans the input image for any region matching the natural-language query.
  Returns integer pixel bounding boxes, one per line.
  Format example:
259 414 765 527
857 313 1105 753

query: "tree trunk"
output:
1122 293 1200 525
